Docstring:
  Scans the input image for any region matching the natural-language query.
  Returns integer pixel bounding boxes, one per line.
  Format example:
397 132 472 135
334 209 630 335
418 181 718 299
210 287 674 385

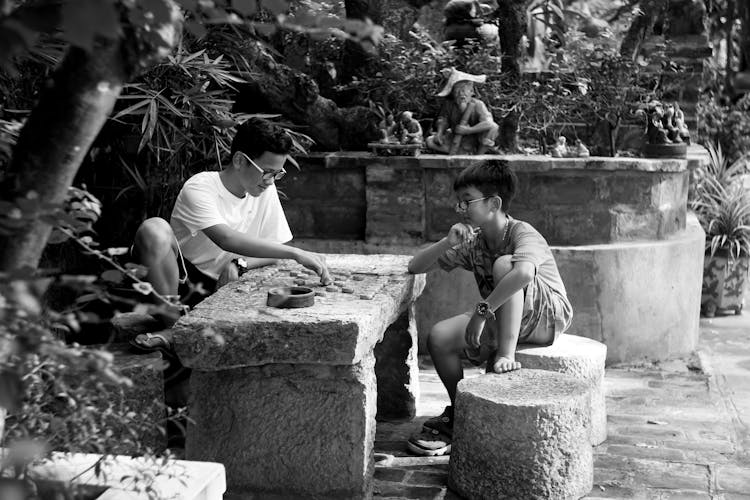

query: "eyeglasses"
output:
454 196 494 213
240 152 286 182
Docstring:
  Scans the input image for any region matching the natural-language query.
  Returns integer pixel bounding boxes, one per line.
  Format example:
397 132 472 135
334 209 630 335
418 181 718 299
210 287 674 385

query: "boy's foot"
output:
490 356 522 373
407 429 451 456
406 406 454 456
422 406 454 435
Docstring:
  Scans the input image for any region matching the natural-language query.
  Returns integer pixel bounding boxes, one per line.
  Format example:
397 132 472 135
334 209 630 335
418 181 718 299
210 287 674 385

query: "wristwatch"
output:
232 257 250 277
475 301 496 321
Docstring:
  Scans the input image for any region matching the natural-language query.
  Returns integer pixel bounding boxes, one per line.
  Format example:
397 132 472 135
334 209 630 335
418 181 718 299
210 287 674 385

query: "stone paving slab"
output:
373 315 750 499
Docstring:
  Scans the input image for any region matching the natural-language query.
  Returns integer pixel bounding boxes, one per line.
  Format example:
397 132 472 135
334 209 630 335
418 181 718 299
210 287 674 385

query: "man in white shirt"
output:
130 118 331 347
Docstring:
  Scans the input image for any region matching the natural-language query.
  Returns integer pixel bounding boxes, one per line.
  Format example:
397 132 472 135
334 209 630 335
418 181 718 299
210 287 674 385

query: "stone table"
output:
171 254 425 499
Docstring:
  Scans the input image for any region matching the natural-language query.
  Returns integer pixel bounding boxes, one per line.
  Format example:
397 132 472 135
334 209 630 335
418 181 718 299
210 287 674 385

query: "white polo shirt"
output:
170 171 292 279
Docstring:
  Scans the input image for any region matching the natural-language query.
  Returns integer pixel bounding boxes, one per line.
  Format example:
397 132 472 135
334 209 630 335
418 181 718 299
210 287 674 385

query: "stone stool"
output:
516 333 608 445
449 370 593 500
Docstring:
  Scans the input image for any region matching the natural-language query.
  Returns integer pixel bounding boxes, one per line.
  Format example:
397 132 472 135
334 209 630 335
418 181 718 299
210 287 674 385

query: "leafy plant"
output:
691 142 750 260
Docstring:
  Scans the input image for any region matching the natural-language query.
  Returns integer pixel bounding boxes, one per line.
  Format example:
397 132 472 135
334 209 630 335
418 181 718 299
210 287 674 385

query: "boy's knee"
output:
492 255 513 281
427 324 450 352
134 217 173 255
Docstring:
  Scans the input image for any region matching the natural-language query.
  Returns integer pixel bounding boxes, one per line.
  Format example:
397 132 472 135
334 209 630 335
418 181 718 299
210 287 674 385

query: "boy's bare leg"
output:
427 314 471 404
491 256 523 373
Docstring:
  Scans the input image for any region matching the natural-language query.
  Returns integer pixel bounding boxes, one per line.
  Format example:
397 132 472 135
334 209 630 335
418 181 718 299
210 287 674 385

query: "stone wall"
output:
283 153 691 246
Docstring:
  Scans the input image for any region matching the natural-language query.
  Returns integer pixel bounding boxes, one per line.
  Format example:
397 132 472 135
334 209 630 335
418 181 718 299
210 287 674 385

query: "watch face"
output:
476 302 489 316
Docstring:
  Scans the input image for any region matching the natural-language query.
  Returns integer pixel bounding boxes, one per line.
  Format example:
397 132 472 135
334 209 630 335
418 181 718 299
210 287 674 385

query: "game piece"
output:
306 280 322 287
334 281 345 287
359 293 375 300
326 286 340 293
352 275 365 281
342 287 355 294
294 279 306 286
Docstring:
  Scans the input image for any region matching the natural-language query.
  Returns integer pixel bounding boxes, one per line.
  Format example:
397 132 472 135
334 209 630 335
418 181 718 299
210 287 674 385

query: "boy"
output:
130 117 331 352
406 160 572 456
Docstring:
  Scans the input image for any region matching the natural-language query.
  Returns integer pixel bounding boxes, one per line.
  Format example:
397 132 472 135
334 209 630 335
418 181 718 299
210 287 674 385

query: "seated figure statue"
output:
426 68 499 155
394 111 424 145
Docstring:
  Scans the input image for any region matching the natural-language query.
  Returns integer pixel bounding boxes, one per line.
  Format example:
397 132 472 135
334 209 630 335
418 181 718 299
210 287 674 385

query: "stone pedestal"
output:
449 370 593 500
188 358 376 499
516 334 607 445
375 308 420 421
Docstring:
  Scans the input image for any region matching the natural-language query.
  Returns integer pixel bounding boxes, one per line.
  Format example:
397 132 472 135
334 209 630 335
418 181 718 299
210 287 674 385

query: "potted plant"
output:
690 143 750 316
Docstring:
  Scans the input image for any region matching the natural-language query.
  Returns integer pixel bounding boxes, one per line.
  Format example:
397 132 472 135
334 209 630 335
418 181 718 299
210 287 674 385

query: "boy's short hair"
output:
231 118 293 160
453 159 518 212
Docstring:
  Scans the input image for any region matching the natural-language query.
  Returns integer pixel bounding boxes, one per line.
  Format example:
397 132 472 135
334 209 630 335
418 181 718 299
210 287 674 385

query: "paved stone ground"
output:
373 315 750 499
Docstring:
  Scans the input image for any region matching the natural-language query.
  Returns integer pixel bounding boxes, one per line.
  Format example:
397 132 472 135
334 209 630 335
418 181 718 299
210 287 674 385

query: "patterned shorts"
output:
464 276 573 366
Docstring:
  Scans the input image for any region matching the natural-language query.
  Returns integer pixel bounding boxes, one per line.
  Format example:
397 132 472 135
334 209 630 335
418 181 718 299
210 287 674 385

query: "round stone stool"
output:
449 370 593 500
516 334 607 445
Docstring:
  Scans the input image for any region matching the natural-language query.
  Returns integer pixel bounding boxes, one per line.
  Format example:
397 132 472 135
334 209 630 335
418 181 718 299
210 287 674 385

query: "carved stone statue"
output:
378 112 396 143
574 139 590 157
394 111 423 145
642 100 688 158
550 136 590 158
662 103 683 143
426 68 499 155
673 103 691 144
550 136 568 158
645 101 671 145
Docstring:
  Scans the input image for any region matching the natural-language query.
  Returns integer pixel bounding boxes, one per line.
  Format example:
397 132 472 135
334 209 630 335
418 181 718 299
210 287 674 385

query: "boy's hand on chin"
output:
464 313 485 349
448 223 475 246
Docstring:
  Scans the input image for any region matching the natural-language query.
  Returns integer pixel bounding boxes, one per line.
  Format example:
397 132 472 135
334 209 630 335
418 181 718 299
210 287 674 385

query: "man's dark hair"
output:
231 118 293 160
453 159 518 212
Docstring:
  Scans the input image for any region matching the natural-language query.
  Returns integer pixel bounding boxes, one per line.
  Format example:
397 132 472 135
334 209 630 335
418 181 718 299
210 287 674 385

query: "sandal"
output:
129 332 173 355
407 429 452 456
422 406 453 437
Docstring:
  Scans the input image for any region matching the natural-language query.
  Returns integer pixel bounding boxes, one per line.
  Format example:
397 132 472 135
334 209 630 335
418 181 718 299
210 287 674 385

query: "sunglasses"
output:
239 152 286 182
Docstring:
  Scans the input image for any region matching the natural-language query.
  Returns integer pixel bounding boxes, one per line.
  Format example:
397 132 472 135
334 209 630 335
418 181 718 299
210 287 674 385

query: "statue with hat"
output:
426 67 499 155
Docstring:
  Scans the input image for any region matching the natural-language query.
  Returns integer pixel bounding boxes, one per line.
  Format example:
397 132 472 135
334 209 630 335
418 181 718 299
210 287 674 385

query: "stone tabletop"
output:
172 254 425 370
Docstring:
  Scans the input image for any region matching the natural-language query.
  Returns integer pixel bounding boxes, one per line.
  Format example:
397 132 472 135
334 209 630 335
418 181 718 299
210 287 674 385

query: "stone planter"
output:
701 251 750 316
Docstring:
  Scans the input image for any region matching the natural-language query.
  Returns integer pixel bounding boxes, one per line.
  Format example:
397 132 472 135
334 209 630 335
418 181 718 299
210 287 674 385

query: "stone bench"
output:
515 333 607 445
449 369 593 500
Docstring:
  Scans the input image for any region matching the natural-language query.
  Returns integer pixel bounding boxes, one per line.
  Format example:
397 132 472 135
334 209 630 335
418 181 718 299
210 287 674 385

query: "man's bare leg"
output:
133 217 181 298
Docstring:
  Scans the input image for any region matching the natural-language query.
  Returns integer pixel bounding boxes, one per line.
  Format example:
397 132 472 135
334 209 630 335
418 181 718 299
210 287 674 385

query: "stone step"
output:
111 312 163 343
515 333 608 445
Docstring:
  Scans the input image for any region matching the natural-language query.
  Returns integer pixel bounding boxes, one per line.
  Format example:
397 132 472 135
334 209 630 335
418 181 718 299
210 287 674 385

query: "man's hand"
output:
295 250 332 285
454 124 471 135
447 223 475 246
465 313 485 349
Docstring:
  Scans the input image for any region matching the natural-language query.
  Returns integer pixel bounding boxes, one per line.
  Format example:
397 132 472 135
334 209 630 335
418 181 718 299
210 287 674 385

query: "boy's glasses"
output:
455 196 494 213
240 152 286 181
